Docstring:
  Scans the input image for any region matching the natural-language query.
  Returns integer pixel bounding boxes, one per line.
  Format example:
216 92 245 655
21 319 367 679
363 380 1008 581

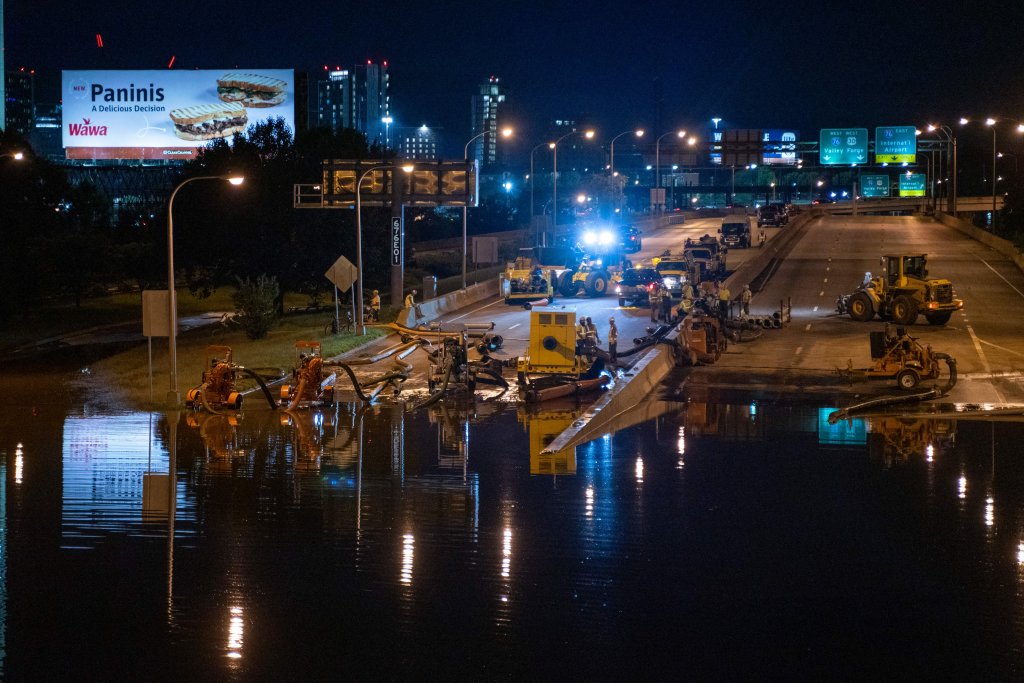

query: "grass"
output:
84 310 387 410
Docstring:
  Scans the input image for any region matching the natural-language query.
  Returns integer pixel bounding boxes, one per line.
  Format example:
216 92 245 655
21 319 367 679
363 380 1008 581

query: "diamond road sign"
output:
861 174 890 198
899 173 926 197
875 126 917 164
819 128 868 165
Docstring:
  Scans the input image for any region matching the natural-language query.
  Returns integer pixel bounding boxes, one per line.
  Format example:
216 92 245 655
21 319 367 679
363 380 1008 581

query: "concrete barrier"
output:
936 212 1024 274
397 277 499 327
543 342 677 453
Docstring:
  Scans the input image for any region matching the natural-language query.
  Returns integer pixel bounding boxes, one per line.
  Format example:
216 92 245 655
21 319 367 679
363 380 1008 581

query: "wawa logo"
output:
67 118 108 136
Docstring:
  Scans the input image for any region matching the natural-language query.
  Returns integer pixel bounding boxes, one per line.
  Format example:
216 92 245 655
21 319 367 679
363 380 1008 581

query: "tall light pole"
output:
0 151 25 160
529 140 553 246
928 124 957 213
609 128 644 176
552 128 595 234
381 116 393 149
166 174 244 403
655 130 686 208
356 162 414 335
462 127 512 289
986 118 998 229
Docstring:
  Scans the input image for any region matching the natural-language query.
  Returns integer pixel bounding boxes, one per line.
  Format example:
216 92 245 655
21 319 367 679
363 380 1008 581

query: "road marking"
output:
508 323 520 330
823 278 828 283
447 297 504 322
976 336 1024 359
813 305 819 312
977 256 1024 298
966 324 992 375
819 291 824 296
805 324 811 331
795 346 803 355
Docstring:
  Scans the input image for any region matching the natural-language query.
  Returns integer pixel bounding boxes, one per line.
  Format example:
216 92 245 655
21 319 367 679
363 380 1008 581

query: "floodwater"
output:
2 380 1024 679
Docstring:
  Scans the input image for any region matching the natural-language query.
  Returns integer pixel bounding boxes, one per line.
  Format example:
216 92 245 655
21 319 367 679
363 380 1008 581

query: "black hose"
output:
414 362 453 410
236 366 279 409
474 370 508 389
334 362 392 403
828 353 959 423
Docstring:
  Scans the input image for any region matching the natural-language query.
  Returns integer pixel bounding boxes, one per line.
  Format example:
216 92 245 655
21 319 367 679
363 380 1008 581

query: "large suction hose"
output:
828 353 958 423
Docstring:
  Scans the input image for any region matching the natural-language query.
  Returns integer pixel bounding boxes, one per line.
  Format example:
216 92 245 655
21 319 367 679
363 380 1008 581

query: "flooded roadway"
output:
2 372 1024 679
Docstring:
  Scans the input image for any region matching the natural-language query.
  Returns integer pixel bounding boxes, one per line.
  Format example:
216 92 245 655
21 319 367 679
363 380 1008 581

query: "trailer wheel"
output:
849 292 874 321
896 368 920 390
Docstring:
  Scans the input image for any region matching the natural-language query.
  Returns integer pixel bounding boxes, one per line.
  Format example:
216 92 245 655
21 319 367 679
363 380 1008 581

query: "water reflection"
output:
2 397 1024 676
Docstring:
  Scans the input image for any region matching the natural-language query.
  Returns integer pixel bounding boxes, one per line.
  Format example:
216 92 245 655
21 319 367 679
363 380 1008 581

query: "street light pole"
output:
552 128 595 236
529 141 552 246
609 128 644 176
166 174 244 403
462 128 512 289
988 119 997 230
655 130 685 213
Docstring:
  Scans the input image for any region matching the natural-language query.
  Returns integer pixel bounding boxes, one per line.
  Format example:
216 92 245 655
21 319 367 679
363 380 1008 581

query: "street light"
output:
529 141 553 245
381 116 393 149
552 128 596 233
927 123 958 213
609 128 644 175
655 130 686 212
462 127 513 289
356 162 415 335
166 174 244 403
0 151 24 160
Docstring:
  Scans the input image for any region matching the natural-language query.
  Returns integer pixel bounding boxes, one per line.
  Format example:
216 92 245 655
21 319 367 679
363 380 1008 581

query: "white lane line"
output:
823 278 828 283
805 324 811 331
508 323 520 330
446 297 505 322
795 346 803 355
977 256 1024 298
976 336 1024 359
819 291 824 296
813 305 819 312
966 324 992 375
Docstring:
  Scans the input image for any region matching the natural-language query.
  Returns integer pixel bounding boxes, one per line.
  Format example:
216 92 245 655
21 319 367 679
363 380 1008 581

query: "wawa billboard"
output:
61 69 295 160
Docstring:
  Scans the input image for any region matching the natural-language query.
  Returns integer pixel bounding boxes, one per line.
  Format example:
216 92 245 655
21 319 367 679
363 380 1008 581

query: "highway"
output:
712 214 1024 404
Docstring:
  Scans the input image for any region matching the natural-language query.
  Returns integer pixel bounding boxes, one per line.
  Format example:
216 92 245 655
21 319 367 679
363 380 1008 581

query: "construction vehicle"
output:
683 235 727 282
862 325 953 390
503 248 559 306
652 255 691 298
867 416 957 466
558 256 613 298
279 341 337 408
516 308 608 401
837 254 963 325
674 313 728 366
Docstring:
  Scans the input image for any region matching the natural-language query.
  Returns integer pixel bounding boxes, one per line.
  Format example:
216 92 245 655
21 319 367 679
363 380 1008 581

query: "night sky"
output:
7 0 1024 157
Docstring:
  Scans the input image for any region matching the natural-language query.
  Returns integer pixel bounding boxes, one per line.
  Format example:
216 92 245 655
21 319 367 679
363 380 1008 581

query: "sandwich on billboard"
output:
61 69 295 160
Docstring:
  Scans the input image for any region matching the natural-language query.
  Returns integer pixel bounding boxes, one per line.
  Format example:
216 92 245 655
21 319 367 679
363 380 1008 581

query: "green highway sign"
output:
819 128 868 165
861 174 890 198
875 126 917 163
899 173 926 197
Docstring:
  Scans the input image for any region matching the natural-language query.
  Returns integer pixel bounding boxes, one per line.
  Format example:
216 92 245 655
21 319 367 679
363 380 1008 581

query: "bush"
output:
233 274 280 339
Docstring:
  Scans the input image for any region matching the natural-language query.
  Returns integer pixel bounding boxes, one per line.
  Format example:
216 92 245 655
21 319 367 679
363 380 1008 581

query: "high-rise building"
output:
395 125 440 160
316 61 390 145
469 76 505 169
0 0 5 132
4 68 35 136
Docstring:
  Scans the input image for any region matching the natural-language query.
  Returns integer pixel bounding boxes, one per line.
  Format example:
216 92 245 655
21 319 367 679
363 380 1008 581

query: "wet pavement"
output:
3 375 1024 678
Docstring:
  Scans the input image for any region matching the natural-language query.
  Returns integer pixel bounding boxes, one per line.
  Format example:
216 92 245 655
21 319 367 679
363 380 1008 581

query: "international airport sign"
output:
819 128 868 165
875 126 917 164
61 69 296 160
861 174 890 198
899 173 926 197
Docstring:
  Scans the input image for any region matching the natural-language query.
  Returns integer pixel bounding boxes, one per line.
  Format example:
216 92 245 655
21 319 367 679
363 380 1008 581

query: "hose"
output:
236 366 279 409
196 382 224 415
413 362 454 410
828 353 959 423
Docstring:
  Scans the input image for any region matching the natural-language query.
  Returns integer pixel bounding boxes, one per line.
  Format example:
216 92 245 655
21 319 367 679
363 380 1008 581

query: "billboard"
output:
61 69 295 160
875 126 917 164
761 129 799 165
